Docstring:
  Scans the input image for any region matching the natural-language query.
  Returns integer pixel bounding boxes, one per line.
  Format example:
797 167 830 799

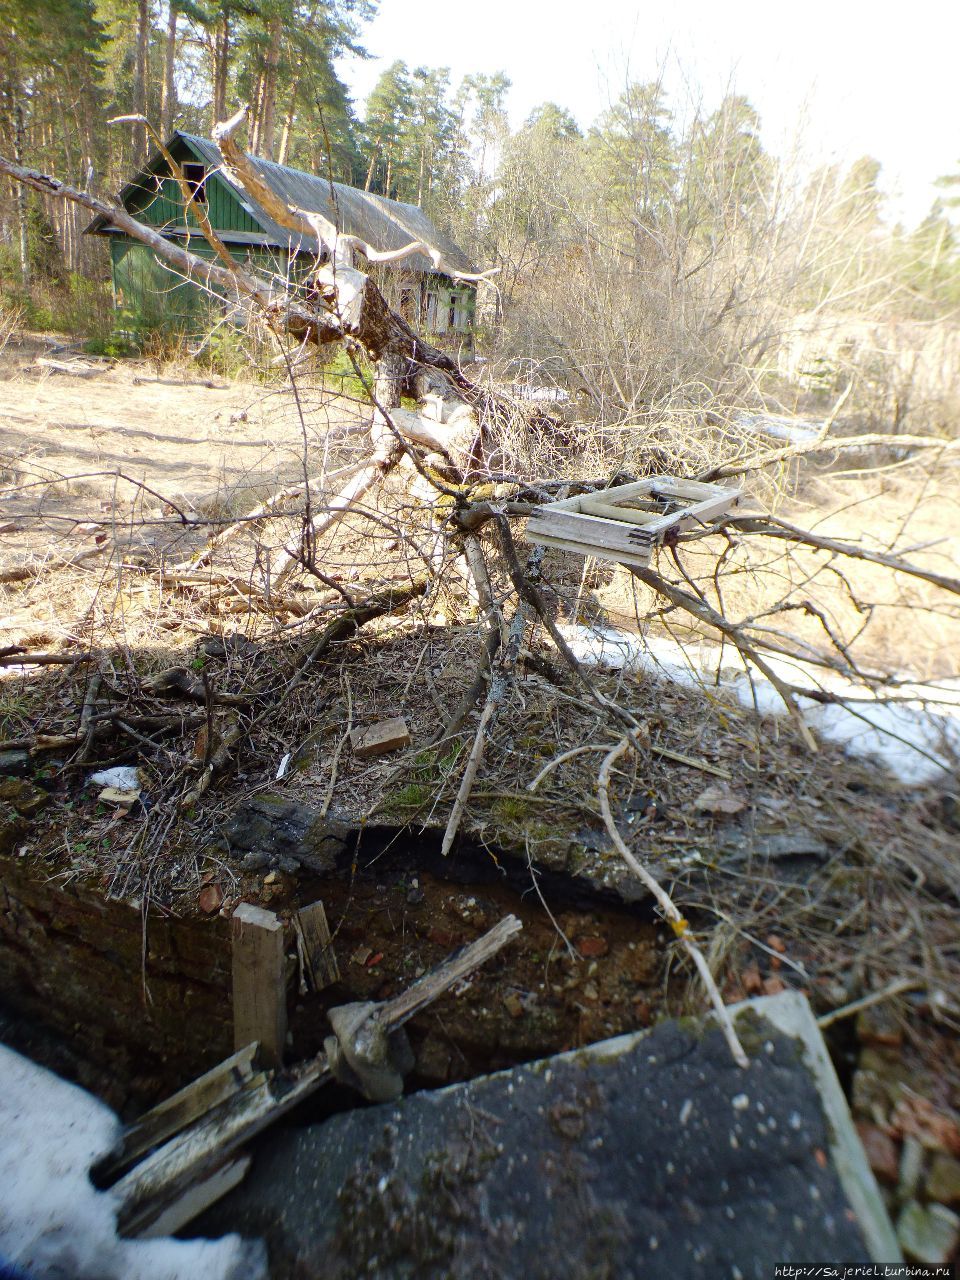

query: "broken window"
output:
182 163 206 204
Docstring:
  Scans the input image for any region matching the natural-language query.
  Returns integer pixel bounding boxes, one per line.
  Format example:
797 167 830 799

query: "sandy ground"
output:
0 334 366 579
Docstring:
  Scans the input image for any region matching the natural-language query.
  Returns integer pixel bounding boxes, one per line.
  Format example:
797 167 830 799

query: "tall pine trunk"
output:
249 70 265 154
134 0 150 157
160 2 178 136
13 103 29 282
212 15 231 126
364 135 382 191
258 16 282 160
277 73 300 166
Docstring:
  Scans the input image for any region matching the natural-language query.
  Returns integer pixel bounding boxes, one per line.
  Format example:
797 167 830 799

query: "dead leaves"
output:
694 784 746 816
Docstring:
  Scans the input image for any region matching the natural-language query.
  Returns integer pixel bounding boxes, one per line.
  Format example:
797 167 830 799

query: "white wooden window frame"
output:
525 477 741 568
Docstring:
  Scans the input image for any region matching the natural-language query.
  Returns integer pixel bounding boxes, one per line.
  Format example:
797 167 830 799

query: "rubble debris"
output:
855 1122 899 1185
98 786 141 807
349 717 412 759
896 1200 960 1265
0 778 49 817
223 795 349 874
694 784 747 816
927 1154 960 1207
0 750 30 777
240 851 270 872
0 802 28 854
199 884 224 914
88 766 141 792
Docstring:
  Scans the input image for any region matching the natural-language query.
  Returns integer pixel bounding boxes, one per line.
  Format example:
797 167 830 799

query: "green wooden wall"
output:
109 239 292 333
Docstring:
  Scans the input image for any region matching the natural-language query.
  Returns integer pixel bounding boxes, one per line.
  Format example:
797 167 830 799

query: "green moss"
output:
381 782 431 813
491 795 535 824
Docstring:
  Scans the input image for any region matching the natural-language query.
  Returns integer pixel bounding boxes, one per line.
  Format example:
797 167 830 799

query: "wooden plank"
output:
114 1059 330 1238
524 531 654 568
232 904 287 1070
350 716 411 758
527 509 652 552
579 496 663 526
134 1156 252 1239
294 899 340 991
647 476 737 499
92 1042 260 1186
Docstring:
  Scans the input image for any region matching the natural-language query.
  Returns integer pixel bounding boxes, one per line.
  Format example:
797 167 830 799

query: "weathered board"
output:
231 904 287 1070
294 900 340 991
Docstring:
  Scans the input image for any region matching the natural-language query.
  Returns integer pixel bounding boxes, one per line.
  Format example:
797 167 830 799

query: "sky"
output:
338 0 960 229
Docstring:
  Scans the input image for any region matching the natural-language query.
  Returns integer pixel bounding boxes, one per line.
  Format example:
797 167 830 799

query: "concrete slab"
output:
194 992 899 1277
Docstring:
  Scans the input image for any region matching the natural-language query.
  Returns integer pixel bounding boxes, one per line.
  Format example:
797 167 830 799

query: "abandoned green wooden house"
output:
85 132 477 344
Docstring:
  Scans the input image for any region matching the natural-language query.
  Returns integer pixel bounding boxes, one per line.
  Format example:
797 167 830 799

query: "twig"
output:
701 426 955 484
75 670 102 765
270 435 402 586
319 672 353 817
0 546 106 585
598 737 749 1068
528 743 613 791
726 515 960 599
0 651 93 667
630 564 819 752
817 977 922 1029
441 591 529 857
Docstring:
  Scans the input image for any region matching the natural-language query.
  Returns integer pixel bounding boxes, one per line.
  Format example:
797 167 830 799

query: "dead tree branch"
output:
724 515 960 598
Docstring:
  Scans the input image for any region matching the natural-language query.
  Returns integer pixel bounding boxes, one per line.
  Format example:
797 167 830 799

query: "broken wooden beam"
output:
231 904 287 1069
325 914 524 1102
350 716 411 758
113 1054 329 1238
108 914 523 1237
135 1155 252 1240
92 1042 262 1187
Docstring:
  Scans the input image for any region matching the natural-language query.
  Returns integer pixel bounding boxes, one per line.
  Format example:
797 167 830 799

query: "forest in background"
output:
1 0 960 432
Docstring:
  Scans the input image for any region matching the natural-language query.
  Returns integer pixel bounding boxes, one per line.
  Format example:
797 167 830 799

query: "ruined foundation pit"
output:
0 817 669 1125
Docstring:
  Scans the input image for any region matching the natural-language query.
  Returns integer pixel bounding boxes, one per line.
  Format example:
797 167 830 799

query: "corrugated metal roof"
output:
178 132 474 277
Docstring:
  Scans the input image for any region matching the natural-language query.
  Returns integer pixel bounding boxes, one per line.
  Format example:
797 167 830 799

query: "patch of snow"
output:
87 766 141 791
506 382 570 403
734 411 823 444
0 1044 266 1280
559 623 960 785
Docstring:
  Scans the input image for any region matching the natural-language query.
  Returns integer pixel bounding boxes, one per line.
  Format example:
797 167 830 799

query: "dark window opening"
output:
182 162 206 204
